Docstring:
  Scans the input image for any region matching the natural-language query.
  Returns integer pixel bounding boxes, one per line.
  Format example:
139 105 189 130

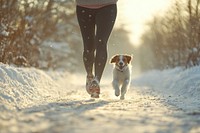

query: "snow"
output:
133 67 200 112
0 63 63 111
0 63 200 132
1 30 9 36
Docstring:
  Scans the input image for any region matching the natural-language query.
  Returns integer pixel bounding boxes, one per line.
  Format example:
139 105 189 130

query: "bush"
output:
0 0 75 68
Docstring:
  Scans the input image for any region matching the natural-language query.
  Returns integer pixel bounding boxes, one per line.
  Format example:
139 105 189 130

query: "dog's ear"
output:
126 55 133 64
110 55 118 63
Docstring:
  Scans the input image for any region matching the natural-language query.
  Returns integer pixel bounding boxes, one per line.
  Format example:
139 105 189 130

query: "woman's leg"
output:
95 4 117 81
76 6 96 76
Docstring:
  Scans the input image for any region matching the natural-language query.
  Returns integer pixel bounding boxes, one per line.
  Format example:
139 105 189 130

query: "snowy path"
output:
23 88 200 133
0 64 200 133
1 85 200 133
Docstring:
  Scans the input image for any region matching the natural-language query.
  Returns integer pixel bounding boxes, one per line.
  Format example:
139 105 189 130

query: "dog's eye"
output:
123 58 126 62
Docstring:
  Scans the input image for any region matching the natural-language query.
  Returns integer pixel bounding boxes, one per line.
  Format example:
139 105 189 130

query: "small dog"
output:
110 54 132 100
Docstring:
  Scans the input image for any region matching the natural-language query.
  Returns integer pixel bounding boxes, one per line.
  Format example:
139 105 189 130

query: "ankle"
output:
92 77 100 84
94 76 100 83
87 74 94 78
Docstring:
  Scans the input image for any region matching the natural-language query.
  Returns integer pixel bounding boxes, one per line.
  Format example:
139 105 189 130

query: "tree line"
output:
139 0 200 71
0 0 76 68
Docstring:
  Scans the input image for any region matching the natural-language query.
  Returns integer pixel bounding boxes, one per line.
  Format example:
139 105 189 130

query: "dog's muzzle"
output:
118 62 124 69
116 62 127 72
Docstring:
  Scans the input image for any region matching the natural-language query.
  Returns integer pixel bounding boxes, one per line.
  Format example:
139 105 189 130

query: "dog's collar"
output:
116 65 128 72
116 68 124 72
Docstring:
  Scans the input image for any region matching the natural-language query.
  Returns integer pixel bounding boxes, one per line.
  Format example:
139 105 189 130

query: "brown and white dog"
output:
110 54 132 100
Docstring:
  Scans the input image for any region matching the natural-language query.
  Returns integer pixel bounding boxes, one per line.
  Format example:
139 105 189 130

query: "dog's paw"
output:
120 96 125 100
115 89 120 97
115 93 120 97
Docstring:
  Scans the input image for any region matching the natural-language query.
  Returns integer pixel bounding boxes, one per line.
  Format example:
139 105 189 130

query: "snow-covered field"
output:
133 67 200 112
0 63 200 133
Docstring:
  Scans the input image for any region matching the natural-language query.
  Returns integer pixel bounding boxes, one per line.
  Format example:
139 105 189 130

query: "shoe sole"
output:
86 78 100 98
91 93 99 98
90 85 100 98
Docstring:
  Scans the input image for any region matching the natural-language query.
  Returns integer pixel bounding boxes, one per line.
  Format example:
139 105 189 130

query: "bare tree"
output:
139 0 200 70
0 0 76 68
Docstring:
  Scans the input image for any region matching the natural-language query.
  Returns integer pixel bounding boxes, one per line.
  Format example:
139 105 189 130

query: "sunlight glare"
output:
117 0 172 47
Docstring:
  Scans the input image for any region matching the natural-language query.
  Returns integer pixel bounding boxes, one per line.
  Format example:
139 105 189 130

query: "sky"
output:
117 0 172 47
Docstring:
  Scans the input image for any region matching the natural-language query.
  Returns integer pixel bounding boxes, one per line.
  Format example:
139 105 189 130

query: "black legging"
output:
76 4 117 81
